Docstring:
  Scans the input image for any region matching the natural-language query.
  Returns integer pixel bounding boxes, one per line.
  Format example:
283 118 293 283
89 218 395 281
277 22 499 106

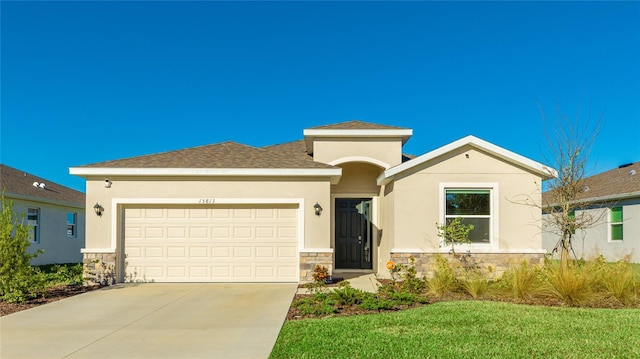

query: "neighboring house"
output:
70 121 555 284
1 164 86 265
542 162 640 263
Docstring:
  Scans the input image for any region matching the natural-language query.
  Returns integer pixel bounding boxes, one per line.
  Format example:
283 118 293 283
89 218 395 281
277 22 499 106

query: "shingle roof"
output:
308 120 409 130
543 162 640 203
78 141 337 169
0 164 85 206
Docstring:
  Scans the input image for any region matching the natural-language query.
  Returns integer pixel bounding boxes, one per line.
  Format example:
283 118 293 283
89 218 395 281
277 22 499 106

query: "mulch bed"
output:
0 284 103 317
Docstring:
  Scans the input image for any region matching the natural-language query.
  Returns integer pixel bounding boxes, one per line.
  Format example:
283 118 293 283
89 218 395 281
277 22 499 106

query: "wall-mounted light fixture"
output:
313 202 323 216
93 203 104 216
104 179 112 188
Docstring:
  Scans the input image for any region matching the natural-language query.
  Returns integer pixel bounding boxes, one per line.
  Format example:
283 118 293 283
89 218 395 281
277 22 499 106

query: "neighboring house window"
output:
67 212 77 238
27 208 40 243
445 188 492 244
610 207 623 241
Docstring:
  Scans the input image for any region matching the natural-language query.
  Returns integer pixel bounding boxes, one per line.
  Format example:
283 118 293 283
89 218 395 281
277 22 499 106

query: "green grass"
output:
270 301 640 359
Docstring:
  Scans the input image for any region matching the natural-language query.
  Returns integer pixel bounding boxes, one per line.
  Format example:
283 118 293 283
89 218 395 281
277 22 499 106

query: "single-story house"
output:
542 162 640 263
70 121 556 284
1 164 86 265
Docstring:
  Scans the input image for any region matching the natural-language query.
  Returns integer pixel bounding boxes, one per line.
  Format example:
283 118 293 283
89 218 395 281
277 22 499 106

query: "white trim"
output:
303 129 413 138
81 248 115 253
377 135 557 185
439 183 500 249
328 156 391 169
391 248 547 254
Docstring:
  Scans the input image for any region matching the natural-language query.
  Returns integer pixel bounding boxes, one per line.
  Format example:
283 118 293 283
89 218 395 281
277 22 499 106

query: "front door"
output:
335 198 373 269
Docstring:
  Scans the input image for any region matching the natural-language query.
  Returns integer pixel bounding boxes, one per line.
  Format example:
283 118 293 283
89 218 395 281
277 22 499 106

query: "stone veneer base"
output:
83 252 117 285
299 252 333 283
390 252 545 279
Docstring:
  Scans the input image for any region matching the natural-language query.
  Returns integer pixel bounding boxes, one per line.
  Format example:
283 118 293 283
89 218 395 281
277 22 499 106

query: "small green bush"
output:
293 295 337 316
0 193 47 303
40 263 85 286
330 281 367 306
360 296 397 311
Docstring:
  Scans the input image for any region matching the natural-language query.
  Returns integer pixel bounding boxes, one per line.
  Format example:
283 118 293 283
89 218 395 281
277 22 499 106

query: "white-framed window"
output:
67 212 77 238
27 208 40 243
609 206 623 241
440 183 497 246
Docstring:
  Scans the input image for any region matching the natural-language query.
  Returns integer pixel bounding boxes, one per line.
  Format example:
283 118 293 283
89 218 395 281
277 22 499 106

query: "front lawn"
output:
271 301 640 359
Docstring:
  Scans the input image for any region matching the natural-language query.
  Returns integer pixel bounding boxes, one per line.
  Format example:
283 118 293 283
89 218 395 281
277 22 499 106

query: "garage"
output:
123 204 299 282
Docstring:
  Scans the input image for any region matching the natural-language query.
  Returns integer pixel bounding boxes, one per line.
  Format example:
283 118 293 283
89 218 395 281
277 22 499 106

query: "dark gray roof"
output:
1 164 85 206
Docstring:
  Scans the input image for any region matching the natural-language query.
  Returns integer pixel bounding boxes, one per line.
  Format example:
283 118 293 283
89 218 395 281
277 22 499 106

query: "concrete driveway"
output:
0 283 297 359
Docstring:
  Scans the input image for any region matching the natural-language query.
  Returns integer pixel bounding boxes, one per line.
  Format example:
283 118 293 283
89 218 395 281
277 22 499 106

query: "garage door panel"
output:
125 206 298 282
233 227 252 238
167 247 186 258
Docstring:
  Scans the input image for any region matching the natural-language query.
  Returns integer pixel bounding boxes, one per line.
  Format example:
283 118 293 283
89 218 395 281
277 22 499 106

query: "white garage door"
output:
124 205 299 282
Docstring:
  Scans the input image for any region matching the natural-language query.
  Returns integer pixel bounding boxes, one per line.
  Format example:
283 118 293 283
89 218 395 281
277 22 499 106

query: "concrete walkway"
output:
296 271 381 294
1 283 297 359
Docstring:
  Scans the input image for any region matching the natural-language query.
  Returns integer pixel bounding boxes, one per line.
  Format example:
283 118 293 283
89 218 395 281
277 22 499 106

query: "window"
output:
445 189 491 243
67 212 77 238
610 207 623 241
27 208 40 243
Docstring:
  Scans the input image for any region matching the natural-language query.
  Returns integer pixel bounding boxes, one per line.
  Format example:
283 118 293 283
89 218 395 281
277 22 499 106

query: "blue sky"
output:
2 1 639 192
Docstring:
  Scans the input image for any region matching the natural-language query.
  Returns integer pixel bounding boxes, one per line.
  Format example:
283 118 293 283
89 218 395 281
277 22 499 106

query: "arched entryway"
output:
331 161 385 270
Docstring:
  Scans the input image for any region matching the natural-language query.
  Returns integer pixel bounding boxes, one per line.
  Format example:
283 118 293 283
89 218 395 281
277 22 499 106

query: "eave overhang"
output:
69 167 343 184
377 135 557 186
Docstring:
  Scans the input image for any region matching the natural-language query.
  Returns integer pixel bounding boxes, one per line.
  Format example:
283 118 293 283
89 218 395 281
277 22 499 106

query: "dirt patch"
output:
0 284 103 317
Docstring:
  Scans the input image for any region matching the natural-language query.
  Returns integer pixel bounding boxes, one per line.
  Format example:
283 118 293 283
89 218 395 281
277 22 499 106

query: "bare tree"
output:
539 101 603 272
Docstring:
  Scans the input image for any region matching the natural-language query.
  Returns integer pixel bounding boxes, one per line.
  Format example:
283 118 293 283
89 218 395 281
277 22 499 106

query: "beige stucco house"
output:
1 164 86 265
70 121 556 284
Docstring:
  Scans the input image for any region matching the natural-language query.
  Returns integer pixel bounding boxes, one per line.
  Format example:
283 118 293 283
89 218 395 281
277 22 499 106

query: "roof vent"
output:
39 182 46 189
32 182 39 187
631 169 637 176
583 186 590 192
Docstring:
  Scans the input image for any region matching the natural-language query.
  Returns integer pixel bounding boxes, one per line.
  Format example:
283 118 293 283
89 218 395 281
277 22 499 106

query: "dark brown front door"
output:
335 198 373 269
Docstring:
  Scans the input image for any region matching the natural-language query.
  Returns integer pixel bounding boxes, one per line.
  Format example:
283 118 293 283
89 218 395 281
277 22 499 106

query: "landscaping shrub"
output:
330 281 368 306
459 269 489 299
292 295 337 316
39 263 85 286
0 194 47 303
499 259 544 300
387 256 427 294
312 264 330 283
541 259 599 306
597 259 638 306
426 255 457 298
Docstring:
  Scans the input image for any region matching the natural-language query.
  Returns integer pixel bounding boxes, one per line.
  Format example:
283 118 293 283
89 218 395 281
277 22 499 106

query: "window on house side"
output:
27 208 40 243
445 189 491 243
610 207 623 241
67 212 77 238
